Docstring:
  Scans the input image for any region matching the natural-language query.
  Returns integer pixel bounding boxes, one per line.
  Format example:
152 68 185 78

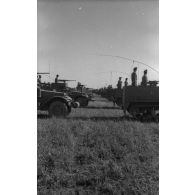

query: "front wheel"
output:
48 101 69 118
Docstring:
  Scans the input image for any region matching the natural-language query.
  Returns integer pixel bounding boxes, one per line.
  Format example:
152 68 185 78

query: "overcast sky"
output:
38 0 158 88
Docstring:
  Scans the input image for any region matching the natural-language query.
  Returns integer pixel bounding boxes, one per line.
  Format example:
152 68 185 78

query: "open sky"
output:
38 0 159 88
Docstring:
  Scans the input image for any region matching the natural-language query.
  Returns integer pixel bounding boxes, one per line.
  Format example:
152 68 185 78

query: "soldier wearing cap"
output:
124 78 128 87
131 67 137 86
55 74 59 83
117 77 122 90
141 69 148 87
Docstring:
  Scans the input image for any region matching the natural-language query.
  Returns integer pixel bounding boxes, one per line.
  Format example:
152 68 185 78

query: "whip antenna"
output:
89 53 159 74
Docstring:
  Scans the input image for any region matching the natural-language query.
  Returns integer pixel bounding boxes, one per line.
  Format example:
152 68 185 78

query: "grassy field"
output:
38 96 159 195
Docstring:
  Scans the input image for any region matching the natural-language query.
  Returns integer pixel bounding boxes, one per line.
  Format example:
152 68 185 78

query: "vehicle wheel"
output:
48 101 69 118
76 97 88 107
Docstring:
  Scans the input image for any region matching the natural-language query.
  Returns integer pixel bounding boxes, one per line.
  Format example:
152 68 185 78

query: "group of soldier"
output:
117 67 148 89
38 69 148 90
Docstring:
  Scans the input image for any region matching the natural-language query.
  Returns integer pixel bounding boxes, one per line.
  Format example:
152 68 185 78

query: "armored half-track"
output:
122 84 159 121
99 81 159 122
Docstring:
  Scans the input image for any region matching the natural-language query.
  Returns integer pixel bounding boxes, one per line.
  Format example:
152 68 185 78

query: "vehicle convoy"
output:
37 87 79 118
37 73 93 107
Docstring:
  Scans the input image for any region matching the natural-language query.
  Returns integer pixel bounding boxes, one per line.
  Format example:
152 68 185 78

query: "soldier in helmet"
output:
117 77 122 90
131 67 137 86
55 74 59 83
124 78 128 87
141 69 148 87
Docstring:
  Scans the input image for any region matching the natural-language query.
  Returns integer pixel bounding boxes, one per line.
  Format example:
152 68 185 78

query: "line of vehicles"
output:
37 73 94 118
37 73 159 122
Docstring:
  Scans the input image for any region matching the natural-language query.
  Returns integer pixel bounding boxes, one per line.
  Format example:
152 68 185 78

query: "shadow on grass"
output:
37 114 132 121
37 114 158 123
91 99 112 102
66 116 132 121
79 106 120 110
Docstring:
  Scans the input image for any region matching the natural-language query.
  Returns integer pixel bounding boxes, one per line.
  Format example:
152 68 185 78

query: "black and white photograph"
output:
37 0 159 194
3 0 195 195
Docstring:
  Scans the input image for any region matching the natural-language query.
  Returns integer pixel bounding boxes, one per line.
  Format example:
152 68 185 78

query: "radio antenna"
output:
89 53 159 74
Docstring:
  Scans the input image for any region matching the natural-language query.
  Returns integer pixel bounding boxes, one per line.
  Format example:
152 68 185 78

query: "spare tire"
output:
48 101 69 118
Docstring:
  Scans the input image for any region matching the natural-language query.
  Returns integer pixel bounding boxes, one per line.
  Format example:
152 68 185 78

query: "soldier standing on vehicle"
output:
141 69 148 87
55 74 59 83
124 78 128 87
131 67 137 86
77 82 81 91
37 75 42 86
117 77 122 89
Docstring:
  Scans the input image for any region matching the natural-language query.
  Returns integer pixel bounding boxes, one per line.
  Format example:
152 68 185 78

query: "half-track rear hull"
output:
122 86 159 119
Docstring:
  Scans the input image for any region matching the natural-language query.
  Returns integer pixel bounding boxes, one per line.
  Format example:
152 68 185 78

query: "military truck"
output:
37 87 79 118
69 90 91 107
50 80 91 107
37 73 92 107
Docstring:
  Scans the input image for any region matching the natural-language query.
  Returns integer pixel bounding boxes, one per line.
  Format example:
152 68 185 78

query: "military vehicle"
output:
85 88 94 99
122 81 159 122
37 73 90 107
50 80 91 107
99 81 159 122
70 90 92 107
37 87 79 118
51 79 76 92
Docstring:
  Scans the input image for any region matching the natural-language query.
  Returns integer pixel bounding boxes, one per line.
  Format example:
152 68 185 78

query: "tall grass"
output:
38 119 158 195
